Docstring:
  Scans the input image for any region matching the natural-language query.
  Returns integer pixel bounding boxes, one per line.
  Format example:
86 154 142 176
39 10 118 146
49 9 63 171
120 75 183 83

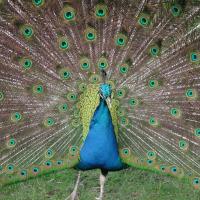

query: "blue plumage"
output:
77 98 124 171
100 84 112 99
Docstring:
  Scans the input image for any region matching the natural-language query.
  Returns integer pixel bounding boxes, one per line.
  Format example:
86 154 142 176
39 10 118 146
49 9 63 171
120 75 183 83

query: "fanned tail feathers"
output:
0 0 200 188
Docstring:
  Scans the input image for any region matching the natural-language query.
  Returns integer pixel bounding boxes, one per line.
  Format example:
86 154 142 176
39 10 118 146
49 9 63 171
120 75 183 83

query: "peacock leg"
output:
96 170 108 200
65 171 81 200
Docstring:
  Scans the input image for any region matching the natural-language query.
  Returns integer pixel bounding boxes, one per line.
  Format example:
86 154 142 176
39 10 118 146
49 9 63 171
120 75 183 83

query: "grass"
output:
0 168 200 200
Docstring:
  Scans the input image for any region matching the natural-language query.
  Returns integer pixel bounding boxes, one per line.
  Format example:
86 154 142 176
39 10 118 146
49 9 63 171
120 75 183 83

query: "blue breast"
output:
77 99 124 171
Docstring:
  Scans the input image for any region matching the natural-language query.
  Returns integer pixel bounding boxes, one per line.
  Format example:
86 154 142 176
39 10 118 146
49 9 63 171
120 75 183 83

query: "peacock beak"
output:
106 97 112 108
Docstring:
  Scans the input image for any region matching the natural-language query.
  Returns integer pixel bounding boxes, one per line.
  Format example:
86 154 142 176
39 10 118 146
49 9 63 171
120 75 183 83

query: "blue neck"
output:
77 98 125 171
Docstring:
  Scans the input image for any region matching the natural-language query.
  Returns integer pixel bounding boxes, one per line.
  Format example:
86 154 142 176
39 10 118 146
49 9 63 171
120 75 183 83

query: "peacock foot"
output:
65 191 79 200
65 172 81 200
95 171 107 200
95 195 103 200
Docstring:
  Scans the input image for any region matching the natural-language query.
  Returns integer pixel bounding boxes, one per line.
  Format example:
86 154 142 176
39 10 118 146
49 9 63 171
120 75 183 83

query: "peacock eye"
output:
98 57 109 70
149 80 155 87
171 166 177 173
148 79 159 89
195 128 200 137
149 117 155 124
7 164 14 172
83 63 88 67
60 40 69 49
130 99 135 105
23 58 32 69
11 112 22 122
25 28 31 35
45 161 52 167
69 146 79 156
7 138 17 148
37 86 42 92
80 57 90 71
119 116 129 126
115 33 127 47
121 67 126 73
33 0 44 7
64 12 73 20
160 165 166 171
116 88 126 98
118 63 129 75
21 25 34 39
43 117 55 127
95 4 108 19
58 103 68 112
170 4 182 17
170 108 181 118
121 148 130 157
149 116 158 126
87 33 95 40
33 167 39 173
128 97 139 108
97 9 104 16
149 45 160 57
84 27 97 42
140 17 147 25
118 38 124 45
187 89 193 97
185 88 197 100
58 68 71 80
89 74 102 83
138 14 151 27
179 140 188 151
58 36 70 51
45 149 54 158
147 151 156 160
66 92 77 102
193 178 200 185
32 84 44 95
191 53 197 61
0 91 4 101
147 159 153 165
20 170 27 177
57 160 63 165
61 6 76 22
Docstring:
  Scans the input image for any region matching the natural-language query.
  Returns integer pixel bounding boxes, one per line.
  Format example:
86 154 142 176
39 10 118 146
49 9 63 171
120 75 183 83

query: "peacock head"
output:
100 84 112 99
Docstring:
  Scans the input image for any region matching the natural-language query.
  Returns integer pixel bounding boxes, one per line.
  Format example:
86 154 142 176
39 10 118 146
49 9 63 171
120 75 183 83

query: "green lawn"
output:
0 168 200 200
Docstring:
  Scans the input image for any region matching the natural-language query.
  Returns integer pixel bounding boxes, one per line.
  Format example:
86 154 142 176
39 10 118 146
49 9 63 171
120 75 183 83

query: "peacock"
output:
0 0 200 199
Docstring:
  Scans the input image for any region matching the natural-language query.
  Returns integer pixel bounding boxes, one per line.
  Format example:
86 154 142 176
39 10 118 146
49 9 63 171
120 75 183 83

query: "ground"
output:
0 168 200 200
